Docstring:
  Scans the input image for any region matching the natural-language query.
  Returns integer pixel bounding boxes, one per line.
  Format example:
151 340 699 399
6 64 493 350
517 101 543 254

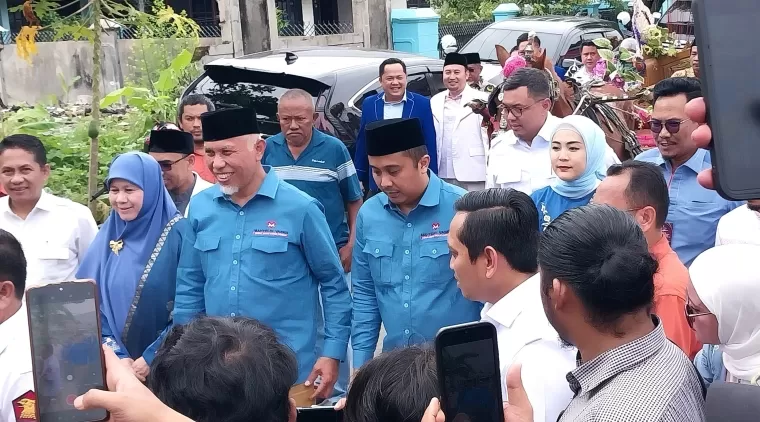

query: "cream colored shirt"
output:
715 205 760 246
0 305 34 422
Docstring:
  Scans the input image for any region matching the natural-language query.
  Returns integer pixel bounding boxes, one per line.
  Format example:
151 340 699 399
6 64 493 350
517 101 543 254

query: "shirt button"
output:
375 248 380 253
404 249 409 255
235 235 241 240
432 249 437 254
404 303 409 308
404 275 410 280
406 223 412 228
239 211 244 216
230 312 236 316
231 286 236 291
233 260 238 265
404 329 410 334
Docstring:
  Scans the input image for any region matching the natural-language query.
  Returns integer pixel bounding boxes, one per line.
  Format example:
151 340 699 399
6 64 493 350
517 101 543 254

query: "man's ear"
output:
288 398 297 422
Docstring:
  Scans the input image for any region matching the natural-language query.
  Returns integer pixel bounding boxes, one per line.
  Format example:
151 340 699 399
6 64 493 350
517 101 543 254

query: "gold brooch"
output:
109 240 124 255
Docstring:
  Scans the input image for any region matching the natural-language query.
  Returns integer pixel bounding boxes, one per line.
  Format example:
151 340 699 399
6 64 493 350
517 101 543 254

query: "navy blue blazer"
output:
354 91 438 191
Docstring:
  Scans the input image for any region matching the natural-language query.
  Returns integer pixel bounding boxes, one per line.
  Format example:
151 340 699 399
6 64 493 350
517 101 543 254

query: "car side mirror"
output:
562 58 581 69
440 34 458 55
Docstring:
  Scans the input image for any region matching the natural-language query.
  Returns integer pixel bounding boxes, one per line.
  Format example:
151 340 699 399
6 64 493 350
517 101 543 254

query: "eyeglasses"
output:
498 98 547 118
685 298 713 330
650 118 689 135
157 155 191 171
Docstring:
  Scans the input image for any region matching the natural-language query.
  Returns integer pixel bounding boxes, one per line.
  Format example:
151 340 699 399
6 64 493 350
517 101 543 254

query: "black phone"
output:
26 280 108 422
692 0 760 200
435 321 504 422
296 406 344 422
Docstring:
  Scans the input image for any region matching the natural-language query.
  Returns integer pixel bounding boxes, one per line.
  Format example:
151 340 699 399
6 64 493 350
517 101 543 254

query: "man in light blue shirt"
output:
174 107 352 399
636 77 741 266
351 117 482 368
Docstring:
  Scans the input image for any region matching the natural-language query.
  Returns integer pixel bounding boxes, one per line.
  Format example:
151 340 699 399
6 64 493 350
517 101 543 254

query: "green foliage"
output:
433 0 595 24
276 7 288 31
593 37 645 87
641 25 678 58
0 107 144 206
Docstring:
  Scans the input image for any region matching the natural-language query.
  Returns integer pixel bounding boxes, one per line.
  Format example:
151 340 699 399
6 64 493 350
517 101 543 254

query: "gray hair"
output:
278 89 315 110
177 94 215 122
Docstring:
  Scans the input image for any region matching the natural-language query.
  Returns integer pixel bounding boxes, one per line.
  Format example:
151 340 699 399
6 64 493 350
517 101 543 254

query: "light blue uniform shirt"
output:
530 186 595 232
263 129 363 248
636 149 742 266
174 166 352 382
383 92 406 120
351 172 482 367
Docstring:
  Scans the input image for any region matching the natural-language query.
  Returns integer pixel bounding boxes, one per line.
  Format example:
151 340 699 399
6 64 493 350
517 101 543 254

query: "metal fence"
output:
278 21 354 37
2 22 221 44
438 20 492 57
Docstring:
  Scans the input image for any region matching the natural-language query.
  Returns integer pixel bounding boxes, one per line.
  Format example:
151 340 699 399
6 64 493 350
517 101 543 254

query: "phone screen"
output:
439 336 502 422
27 282 107 422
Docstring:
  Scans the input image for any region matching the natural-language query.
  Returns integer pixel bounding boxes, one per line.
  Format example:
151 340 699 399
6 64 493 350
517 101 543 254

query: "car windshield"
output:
187 72 321 137
460 28 563 63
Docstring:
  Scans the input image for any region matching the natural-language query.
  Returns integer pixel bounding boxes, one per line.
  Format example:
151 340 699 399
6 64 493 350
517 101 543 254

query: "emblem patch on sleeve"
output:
13 390 36 422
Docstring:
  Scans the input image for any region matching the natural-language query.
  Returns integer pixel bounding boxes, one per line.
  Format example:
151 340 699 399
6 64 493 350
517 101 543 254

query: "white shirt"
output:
715 205 760 246
439 94 463 179
0 305 34 422
481 274 576 422
486 114 620 194
0 192 98 288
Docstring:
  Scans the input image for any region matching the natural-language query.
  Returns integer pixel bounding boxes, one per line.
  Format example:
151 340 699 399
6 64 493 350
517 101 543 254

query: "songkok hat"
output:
201 107 260 142
444 53 468 68
366 118 424 157
146 130 194 154
464 53 481 65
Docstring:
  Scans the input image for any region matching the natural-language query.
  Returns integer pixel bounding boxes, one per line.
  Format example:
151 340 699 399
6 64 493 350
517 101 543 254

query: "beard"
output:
220 185 239 195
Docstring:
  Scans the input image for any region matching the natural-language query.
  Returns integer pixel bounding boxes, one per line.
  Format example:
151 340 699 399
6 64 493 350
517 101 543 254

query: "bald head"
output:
277 89 318 147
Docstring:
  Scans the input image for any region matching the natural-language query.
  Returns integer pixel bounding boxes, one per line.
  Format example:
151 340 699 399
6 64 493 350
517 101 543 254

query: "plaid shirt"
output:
559 317 706 422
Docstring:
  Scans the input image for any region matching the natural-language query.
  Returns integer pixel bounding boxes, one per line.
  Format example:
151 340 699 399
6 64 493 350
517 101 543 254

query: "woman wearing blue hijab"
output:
77 151 189 381
531 115 608 232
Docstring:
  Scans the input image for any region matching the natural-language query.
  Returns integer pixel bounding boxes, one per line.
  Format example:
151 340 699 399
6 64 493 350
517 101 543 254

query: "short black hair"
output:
691 39 697 48
177 94 215 122
516 32 541 47
380 58 407 77
0 134 47 167
538 205 658 334
581 40 598 49
0 229 26 300
502 67 552 101
454 188 538 273
652 77 702 105
344 346 437 422
149 317 297 422
401 145 429 165
607 161 670 228
510 45 518 54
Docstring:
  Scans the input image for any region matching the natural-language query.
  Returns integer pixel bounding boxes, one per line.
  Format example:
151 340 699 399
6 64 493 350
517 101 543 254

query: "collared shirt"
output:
650 235 701 359
487 114 620 195
264 129 363 248
382 92 407 120
192 148 215 183
439 93 463 179
0 192 98 288
481 274 576 422
0 305 34 422
174 166 352 382
169 174 197 215
351 173 482 367
671 67 696 78
636 148 742 266
715 205 760 246
560 317 706 422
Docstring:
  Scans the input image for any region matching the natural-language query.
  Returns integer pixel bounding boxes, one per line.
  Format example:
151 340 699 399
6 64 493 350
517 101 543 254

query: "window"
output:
429 72 446 95
460 29 563 63
560 35 583 65
353 73 429 110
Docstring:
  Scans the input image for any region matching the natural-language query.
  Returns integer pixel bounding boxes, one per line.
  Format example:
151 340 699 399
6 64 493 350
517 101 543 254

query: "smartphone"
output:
296 406 343 422
435 321 504 422
26 280 108 422
692 0 760 200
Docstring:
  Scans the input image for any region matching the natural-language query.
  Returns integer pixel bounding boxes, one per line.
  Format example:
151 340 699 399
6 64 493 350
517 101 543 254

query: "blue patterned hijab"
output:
549 115 608 199
76 152 178 349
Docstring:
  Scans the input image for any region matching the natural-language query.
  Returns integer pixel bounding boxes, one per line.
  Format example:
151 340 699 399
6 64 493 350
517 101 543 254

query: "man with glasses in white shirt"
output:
0 135 97 288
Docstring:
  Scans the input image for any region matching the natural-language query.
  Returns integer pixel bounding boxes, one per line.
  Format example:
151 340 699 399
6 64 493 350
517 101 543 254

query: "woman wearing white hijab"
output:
687 244 760 385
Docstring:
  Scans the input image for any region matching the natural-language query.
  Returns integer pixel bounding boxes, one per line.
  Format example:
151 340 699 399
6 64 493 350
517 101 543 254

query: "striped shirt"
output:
559 317 706 422
264 128 363 248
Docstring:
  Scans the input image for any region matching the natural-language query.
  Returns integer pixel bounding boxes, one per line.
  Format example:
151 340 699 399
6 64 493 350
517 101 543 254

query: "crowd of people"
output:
0 27 759 422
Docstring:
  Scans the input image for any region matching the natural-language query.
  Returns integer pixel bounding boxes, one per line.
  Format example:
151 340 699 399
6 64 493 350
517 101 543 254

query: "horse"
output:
491 45 642 161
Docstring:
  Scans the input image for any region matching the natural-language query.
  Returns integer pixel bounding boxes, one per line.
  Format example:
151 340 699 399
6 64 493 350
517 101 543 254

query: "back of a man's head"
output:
0 228 26 308
149 317 297 422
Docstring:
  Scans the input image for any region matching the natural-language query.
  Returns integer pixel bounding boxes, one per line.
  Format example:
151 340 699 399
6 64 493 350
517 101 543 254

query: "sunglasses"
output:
650 118 689 135
685 298 713 330
157 155 191 171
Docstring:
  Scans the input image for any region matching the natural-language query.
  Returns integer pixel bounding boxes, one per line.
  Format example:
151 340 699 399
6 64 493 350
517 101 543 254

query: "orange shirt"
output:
192 148 215 183
650 235 702 360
